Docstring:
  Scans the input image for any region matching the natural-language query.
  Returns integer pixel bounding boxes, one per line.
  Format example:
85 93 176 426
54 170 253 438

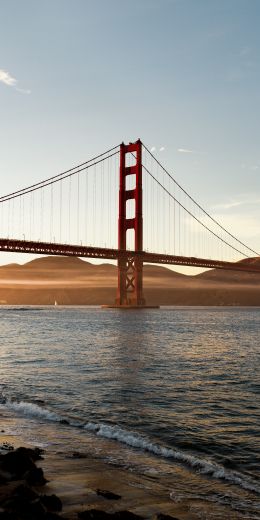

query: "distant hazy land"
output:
0 256 260 306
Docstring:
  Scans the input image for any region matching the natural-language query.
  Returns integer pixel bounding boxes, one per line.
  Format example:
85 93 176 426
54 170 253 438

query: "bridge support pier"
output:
115 254 145 307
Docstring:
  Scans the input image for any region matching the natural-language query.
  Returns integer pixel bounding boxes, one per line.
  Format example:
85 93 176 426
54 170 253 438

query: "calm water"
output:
0 306 259 518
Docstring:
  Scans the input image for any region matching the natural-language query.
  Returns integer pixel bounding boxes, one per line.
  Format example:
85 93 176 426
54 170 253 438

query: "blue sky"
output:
0 0 259 268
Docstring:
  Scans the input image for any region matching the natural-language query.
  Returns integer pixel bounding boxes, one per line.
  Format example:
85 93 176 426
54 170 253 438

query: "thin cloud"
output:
16 87 31 95
0 68 31 94
177 147 205 155
212 196 260 211
177 148 194 154
213 201 245 210
240 163 260 171
185 211 260 241
0 69 16 87
210 213 260 240
150 146 165 153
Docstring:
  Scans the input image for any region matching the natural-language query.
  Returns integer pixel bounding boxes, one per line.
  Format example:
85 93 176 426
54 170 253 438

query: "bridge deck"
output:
0 239 260 274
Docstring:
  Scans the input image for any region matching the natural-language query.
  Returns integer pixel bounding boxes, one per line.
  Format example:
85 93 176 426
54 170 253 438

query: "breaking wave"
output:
83 421 260 494
5 400 62 422
2 397 259 495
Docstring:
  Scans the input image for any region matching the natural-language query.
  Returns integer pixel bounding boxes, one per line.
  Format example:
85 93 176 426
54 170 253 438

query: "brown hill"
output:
23 256 91 270
0 257 187 283
0 256 260 306
196 257 260 284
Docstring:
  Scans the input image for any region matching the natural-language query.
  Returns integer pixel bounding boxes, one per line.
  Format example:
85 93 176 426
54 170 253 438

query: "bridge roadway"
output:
0 238 260 274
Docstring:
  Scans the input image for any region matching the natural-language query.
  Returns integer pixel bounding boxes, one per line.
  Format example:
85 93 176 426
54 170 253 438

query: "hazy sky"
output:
0 0 259 268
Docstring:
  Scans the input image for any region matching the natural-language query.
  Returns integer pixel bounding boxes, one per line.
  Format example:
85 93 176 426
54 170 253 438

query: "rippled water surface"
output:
0 306 259 518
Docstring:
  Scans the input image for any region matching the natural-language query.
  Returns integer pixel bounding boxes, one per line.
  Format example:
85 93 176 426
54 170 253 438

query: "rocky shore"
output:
0 445 187 520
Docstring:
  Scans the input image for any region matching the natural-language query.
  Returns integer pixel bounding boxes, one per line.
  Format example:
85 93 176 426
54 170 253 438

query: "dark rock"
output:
59 419 69 425
0 450 35 478
78 510 111 520
155 515 180 520
72 452 87 459
11 484 38 501
0 471 9 484
96 489 121 500
2 495 46 518
0 443 13 452
16 447 44 461
25 497 46 518
40 494 62 512
114 513 144 520
223 457 237 469
1 495 26 512
0 513 18 519
77 511 145 520
25 467 48 486
44 513 62 520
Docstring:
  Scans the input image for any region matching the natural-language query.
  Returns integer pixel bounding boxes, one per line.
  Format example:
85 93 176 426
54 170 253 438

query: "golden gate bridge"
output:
0 139 259 307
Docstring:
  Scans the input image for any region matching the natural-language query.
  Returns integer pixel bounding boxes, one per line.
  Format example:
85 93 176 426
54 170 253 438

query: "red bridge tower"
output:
115 139 146 307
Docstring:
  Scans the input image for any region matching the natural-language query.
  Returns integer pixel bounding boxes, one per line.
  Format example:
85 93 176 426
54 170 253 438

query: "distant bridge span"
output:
1 238 260 274
1 139 260 306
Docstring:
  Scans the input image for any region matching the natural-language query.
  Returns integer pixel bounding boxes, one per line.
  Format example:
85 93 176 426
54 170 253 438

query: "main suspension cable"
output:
0 144 120 202
0 150 120 203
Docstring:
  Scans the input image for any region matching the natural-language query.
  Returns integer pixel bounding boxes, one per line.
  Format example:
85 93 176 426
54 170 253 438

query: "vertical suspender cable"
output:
60 180 62 243
93 164 96 246
77 172 80 244
85 168 88 246
68 177 71 244
50 184 53 242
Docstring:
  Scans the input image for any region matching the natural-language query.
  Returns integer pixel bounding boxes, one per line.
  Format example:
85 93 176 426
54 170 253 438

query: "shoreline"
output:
41 450 197 519
0 421 256 520
1 288 260 306
0 430 197 520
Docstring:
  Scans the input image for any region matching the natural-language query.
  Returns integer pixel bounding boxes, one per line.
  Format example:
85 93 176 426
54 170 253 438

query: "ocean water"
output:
0 306 259 519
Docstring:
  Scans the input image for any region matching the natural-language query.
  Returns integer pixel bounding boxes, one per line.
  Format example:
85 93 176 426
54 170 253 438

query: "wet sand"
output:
41 452 198 519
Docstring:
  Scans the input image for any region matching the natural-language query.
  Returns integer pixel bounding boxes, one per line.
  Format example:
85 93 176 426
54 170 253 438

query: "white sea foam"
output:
83 422 260 494
4 399 259 495
6 400 61 422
